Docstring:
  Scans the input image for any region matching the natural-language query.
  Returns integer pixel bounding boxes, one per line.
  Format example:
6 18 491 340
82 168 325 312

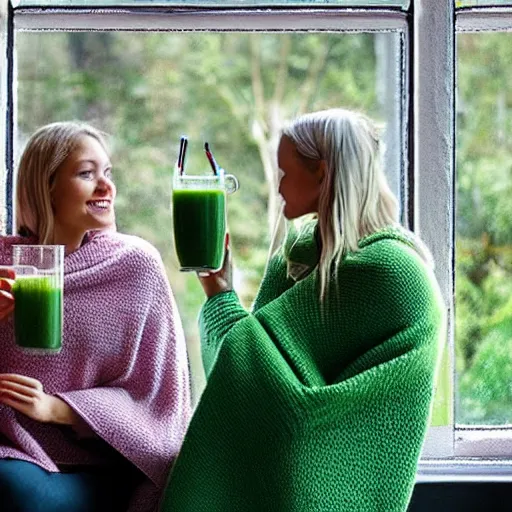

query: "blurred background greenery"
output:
13 29 511 424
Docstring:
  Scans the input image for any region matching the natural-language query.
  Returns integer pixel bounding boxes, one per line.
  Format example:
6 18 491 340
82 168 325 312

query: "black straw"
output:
204 142 219 176
178 136 188 175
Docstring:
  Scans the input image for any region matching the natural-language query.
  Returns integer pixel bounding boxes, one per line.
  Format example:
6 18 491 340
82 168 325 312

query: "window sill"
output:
417 459 512 483
418 426 512 482
455 428 512 458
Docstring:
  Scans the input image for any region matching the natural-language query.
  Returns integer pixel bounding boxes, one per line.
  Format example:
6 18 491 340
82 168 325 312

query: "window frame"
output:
2 0 512 481
13 0 410 8
452 5 512 463
7 5 411 231
0 0 13 234
5 1 413 413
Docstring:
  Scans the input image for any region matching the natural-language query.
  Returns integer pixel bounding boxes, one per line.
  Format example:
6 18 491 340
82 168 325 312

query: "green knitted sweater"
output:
162 223 446 512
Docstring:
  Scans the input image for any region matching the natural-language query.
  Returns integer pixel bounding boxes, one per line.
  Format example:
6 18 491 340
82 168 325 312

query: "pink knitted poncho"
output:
0 231 191 511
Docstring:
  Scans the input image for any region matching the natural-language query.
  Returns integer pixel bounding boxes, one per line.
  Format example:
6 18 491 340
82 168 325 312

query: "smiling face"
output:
277 135 324 220
51 135 116 248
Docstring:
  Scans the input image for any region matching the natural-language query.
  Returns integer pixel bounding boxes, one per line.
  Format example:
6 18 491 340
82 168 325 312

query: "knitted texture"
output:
161 223 446 512
0 232 191 512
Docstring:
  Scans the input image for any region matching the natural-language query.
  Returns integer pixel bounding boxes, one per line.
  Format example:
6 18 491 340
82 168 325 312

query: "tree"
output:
456 32 512 423
15 30 391 402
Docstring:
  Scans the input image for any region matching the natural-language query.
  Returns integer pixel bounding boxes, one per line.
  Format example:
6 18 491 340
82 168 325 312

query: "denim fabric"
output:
0 459 134 512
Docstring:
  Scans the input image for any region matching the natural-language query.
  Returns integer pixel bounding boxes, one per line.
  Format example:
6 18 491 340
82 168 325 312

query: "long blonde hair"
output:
281 108 399 298
16 121 109 244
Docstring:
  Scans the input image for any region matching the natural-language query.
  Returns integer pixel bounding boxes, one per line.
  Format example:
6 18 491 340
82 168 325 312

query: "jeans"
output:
0 459 135 512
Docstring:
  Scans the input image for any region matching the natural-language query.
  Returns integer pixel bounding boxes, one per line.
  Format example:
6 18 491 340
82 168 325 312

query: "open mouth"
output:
87 200 111 212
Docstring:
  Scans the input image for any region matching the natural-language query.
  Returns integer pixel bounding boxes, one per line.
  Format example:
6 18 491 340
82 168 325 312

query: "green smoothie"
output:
12 275 63 351
173 188 226 271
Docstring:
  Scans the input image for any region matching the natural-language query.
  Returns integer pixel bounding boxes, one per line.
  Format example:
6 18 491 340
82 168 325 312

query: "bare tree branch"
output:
297 42 330 115
216 83 249 131
273 35 292 107
250 34 266 127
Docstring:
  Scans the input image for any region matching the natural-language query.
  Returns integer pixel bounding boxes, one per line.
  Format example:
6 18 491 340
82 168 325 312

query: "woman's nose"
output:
95 176 112 194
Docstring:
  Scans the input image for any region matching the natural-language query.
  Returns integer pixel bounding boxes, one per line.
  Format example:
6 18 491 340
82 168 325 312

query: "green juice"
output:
12 275 63 351
173 188 226 271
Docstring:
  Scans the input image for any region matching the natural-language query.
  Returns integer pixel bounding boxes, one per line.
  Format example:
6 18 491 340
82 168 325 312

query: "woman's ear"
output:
316 160 327 184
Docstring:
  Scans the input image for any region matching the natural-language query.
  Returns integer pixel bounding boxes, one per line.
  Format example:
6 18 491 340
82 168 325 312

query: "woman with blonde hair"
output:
0 121 191 512
162 108 445 511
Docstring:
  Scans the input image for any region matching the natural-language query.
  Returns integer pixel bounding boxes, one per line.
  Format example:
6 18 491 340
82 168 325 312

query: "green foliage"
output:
455 33 512 424
458 331 512 425
14 27 511 423
15 30 378 394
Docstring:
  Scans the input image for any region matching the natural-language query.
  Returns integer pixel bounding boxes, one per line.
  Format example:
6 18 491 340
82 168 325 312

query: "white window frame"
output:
418 2 512 480
0 0 11 234
2 0 512 482
414 0 456 463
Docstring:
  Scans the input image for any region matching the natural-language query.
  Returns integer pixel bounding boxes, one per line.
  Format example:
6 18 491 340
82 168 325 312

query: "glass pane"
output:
13 0 409 8
15 29 404 403
456 31 512 426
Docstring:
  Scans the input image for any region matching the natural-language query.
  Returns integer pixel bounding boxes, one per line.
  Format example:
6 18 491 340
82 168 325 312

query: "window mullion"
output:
1 1 14 235
414 0 456 459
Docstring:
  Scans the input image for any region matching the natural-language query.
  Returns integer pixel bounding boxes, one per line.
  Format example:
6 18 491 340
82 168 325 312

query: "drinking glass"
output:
172 168 239 272
10 245 64 353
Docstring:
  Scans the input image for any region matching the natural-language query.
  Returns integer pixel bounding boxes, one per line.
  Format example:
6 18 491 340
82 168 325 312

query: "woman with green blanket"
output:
161 108 446 511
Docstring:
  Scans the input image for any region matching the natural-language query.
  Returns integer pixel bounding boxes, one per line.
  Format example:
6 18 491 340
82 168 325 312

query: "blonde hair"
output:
16 121 109 244
281 108 400 299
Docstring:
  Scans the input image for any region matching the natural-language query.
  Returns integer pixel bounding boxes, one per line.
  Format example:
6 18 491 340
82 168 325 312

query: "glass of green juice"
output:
172 168 239 272
10 245 64 353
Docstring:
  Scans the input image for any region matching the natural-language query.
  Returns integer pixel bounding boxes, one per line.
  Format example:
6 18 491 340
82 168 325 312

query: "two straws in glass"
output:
177 136 219 176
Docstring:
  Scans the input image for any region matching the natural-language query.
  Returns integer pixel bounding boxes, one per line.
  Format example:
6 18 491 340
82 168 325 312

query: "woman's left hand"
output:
197 234 233 298
0 373 72 424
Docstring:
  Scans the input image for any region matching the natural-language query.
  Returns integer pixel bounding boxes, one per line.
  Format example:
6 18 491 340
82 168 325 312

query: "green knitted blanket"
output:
162 223 446 511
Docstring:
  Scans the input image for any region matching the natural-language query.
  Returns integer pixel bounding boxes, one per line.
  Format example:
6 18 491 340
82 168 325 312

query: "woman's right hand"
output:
0 268 15 321
197 234 233 299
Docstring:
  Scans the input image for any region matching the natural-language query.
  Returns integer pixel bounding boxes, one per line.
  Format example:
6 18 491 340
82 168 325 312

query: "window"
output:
449 5 512 464
8 2 409 405
456 32 512 428
2 0 512 479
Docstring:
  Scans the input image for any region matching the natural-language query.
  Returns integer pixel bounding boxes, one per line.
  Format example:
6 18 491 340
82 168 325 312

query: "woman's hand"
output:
0 268 15 321
0 373 79 426
197 234 233 298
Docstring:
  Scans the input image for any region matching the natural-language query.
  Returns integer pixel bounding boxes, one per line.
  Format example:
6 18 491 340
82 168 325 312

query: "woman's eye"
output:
78 170 93 178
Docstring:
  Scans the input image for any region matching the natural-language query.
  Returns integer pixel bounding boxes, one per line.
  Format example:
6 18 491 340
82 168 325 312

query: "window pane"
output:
15 29 404 402
456 31 512 426
13 0 409 8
